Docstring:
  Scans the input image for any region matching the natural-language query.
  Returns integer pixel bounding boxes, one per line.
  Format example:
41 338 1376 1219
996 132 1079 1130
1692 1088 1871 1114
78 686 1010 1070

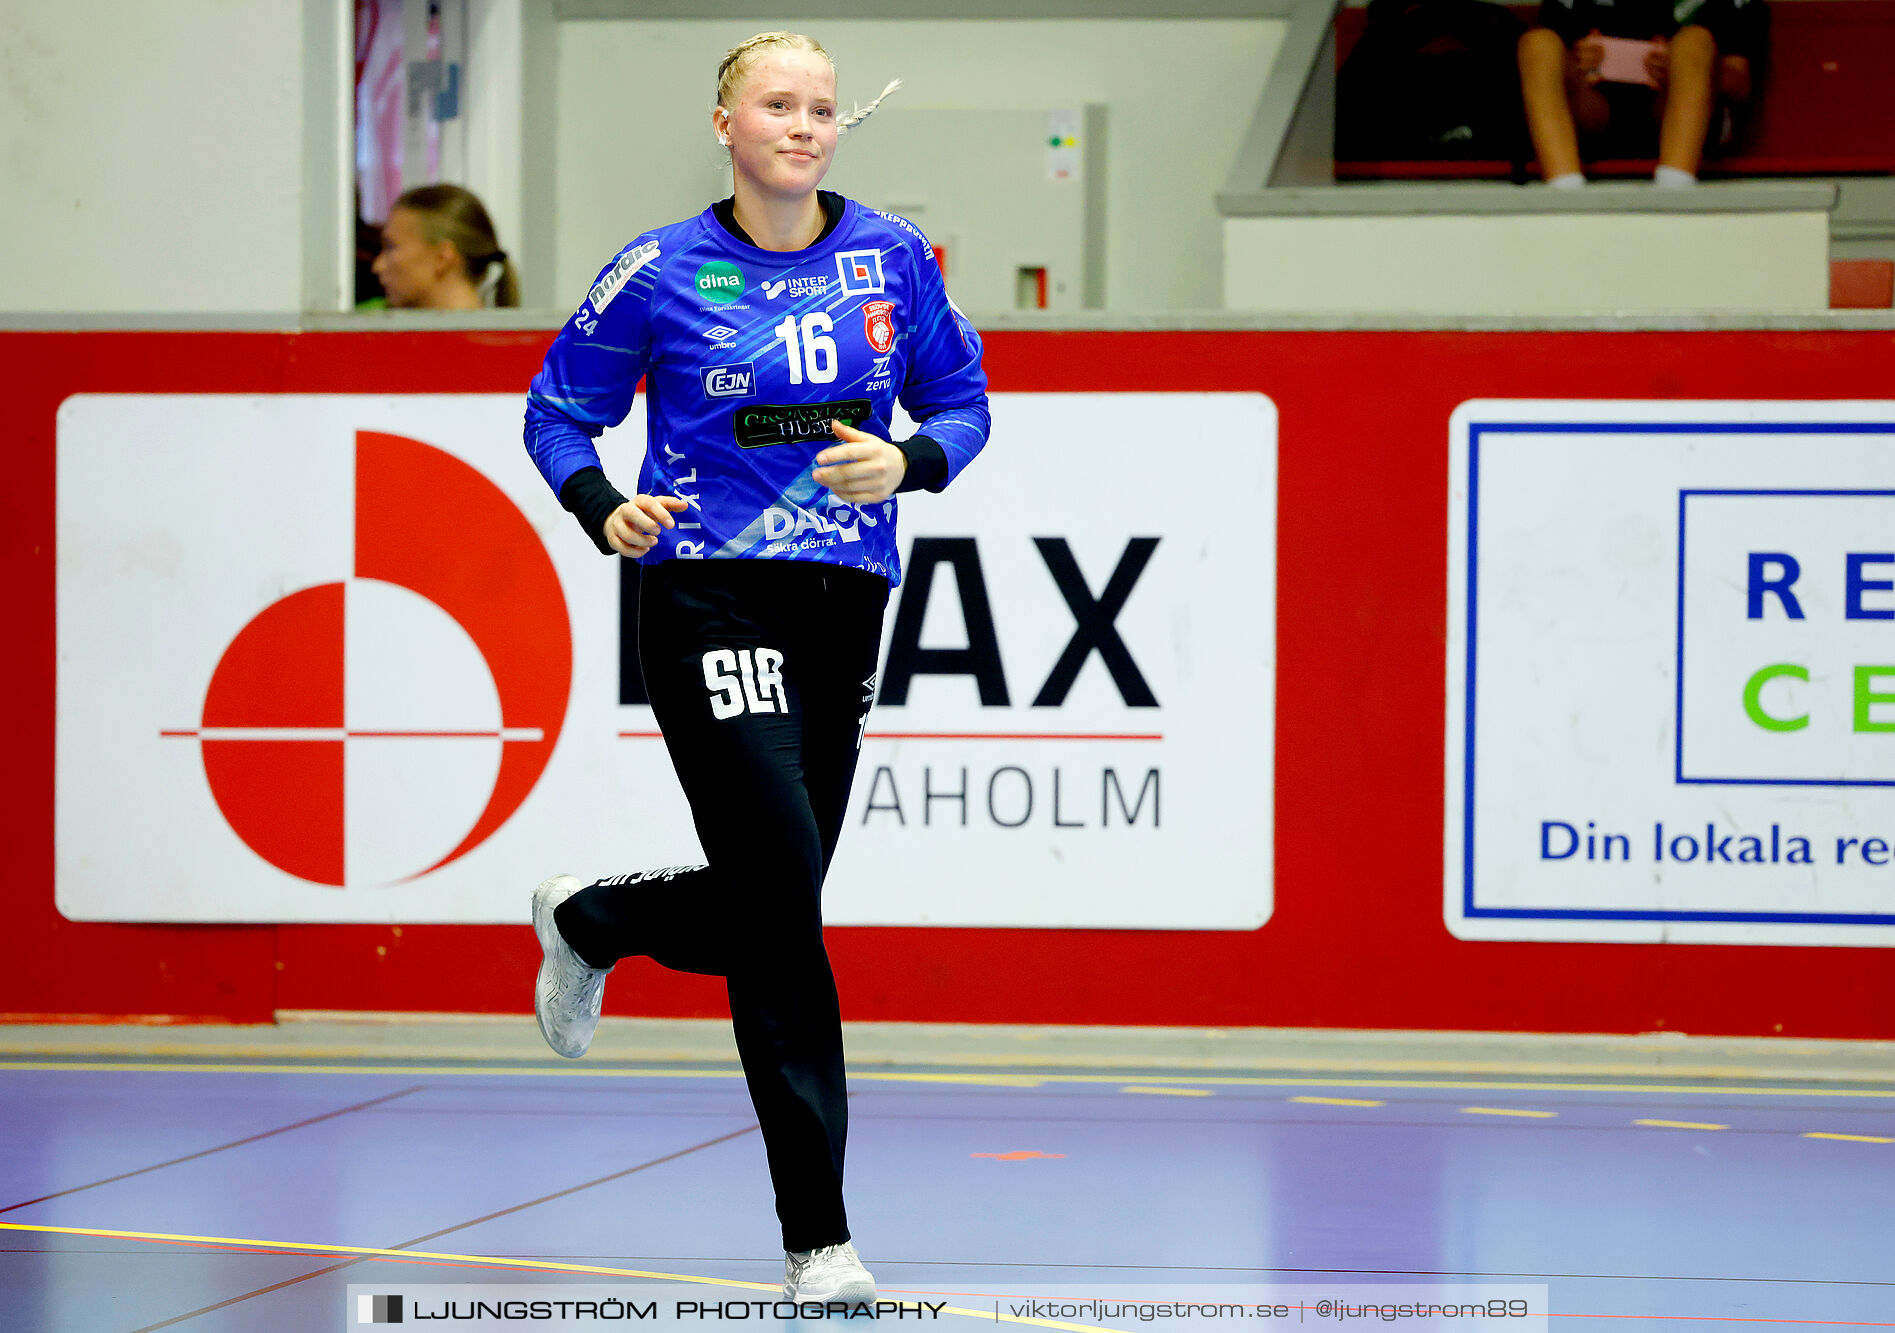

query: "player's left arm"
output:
814 235 989 504
890 233 991 494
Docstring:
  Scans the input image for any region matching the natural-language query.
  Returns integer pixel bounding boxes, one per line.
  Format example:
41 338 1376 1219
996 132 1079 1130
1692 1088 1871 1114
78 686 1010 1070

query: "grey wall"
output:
550 19 1282 313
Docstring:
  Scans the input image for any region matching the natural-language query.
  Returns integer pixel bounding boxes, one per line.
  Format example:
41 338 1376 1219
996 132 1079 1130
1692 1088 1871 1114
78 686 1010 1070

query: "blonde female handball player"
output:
521 32 990 1302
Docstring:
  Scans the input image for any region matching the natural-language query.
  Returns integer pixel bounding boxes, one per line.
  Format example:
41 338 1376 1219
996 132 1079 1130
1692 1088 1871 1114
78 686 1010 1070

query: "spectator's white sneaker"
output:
532 874 611 1059
783 1241 876 1303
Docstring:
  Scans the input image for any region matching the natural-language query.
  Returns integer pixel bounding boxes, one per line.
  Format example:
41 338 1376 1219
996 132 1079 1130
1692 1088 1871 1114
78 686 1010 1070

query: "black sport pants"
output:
554 558 887 1254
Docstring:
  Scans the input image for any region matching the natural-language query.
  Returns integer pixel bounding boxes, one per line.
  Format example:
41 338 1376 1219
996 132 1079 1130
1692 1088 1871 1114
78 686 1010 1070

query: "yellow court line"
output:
5 1060 1895 1100
0 1224 1115 1333
33 1045 1889 1084
1803 1132 1895 1144
1636 1119 1728 1131
0 1223 766 1288
1462 1107 1558 1118
1290 1096 1386 1107
1121 1086 1211 1096
862 1072 1048 1088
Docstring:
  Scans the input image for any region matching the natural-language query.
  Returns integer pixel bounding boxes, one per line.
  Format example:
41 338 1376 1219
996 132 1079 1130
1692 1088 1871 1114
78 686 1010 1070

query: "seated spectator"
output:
371 183 519 309
1517 0 1767 187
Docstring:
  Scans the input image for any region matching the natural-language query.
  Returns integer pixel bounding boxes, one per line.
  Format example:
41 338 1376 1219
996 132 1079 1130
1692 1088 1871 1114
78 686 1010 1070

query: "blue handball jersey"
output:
524 198 990 586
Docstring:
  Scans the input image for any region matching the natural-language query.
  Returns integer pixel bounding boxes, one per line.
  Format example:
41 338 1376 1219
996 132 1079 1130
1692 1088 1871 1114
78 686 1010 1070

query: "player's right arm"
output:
523 238 671 555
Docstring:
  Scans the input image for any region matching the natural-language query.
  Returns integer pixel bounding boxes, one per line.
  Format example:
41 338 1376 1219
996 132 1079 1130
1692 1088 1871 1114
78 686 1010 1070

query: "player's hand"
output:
1645 34 1670 88
1574 29 1605 84
603 494 689 557
813 420 907 505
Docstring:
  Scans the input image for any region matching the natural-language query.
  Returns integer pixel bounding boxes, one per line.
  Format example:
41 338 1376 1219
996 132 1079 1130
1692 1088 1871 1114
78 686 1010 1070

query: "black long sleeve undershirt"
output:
559 466 630 556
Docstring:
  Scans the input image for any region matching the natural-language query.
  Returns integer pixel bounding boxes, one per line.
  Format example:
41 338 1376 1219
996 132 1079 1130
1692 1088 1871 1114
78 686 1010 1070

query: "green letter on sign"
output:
1854 665 1895 733
1744 663 1809 731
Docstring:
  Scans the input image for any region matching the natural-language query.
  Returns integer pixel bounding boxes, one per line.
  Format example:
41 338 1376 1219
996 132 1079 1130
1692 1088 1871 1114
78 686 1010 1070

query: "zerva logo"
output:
695 261 745 304
701 363 756 400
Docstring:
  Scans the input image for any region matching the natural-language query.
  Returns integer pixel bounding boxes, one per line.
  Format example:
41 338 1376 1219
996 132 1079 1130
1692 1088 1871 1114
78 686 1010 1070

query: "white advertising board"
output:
1447 400 1895 945
56 393 1275 927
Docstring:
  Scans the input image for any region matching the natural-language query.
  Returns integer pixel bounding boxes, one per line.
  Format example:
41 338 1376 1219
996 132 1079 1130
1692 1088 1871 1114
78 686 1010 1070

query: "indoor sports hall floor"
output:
2 1019 1892 1332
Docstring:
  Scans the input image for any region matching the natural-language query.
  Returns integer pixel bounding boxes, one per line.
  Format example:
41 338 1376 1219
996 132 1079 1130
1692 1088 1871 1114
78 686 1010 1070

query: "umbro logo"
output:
702 325 738 340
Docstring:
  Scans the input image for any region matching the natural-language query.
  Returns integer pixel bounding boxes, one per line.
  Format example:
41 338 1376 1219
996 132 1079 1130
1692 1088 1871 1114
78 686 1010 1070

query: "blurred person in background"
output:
1518 0 1768 187
371 183 519 308
354 186 386 306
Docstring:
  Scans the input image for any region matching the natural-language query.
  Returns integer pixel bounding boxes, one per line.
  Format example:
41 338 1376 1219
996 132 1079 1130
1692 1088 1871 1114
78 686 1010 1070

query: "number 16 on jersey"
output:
773 313 838 386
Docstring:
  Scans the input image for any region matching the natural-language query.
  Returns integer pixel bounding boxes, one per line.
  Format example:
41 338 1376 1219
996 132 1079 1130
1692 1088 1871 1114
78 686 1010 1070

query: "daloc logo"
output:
700 363 756 400
695 261 745 305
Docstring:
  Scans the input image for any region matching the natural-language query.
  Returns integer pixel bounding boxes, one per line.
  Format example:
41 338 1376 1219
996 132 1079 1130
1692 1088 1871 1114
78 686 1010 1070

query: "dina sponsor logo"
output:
700 362 755 400
695 260 745 305
733 398 872 449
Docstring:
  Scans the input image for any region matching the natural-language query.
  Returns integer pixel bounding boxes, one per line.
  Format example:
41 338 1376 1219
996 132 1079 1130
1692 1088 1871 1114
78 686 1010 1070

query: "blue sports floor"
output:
2 1047 1892 1331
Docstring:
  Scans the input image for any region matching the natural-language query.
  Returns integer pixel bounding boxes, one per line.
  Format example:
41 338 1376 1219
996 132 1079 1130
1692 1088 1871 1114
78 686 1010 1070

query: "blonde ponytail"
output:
839 79 903 134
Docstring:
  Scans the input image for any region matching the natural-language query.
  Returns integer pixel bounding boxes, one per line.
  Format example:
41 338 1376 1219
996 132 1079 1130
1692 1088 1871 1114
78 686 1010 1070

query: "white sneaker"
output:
783 1241 876 1303
532 874 611 1059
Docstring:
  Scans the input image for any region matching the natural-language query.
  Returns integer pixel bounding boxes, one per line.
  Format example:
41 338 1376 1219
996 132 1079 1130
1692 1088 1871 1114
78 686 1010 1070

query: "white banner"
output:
1447 400 1895 945
56 392 1275 927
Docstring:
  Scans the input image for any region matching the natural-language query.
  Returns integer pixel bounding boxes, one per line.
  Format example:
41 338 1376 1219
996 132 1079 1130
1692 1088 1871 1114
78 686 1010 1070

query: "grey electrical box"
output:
824 105 1107 314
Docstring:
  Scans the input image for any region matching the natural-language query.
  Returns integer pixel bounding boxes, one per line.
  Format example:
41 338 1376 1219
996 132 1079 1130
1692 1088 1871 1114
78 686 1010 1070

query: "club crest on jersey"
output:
835 249 885 296
862 301 896 355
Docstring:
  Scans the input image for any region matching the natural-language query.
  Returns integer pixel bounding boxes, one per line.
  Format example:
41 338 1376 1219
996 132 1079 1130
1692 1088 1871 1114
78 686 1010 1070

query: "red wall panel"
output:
7 328 1894 1035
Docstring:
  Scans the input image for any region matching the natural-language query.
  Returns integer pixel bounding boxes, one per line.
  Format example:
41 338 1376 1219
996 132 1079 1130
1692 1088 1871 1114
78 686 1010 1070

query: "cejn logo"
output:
168 431 571 886
701 362 756 400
